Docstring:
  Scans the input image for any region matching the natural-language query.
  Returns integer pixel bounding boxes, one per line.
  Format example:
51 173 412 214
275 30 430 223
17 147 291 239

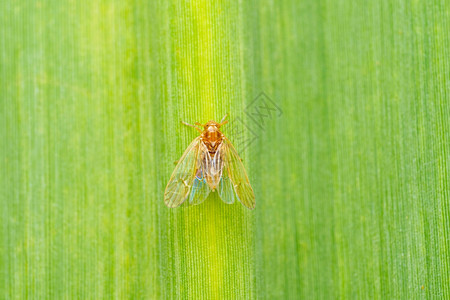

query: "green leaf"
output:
1 0 449 298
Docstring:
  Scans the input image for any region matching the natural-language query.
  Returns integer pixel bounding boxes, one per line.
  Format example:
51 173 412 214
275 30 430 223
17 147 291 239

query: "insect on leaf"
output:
165 117 255 209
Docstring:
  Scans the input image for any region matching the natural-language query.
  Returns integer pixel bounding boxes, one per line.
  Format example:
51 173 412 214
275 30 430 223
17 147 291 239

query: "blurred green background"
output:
1 0 450 299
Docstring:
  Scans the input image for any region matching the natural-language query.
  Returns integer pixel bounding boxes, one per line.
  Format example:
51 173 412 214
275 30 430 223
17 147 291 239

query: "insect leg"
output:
220 113 228 124
181 121 202 133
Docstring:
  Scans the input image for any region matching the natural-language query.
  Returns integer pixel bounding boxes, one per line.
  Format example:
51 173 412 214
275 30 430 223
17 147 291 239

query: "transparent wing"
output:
189 168 212 205
164 137 201 207
222 137 255 209
217 167 236 204
201 143 223 189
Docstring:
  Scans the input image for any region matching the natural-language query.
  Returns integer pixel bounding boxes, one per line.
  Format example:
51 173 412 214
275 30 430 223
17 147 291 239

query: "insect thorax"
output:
201 129 223 154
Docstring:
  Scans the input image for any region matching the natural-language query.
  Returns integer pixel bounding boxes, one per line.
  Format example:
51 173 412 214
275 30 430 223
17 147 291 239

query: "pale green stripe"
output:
1 0 450 299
